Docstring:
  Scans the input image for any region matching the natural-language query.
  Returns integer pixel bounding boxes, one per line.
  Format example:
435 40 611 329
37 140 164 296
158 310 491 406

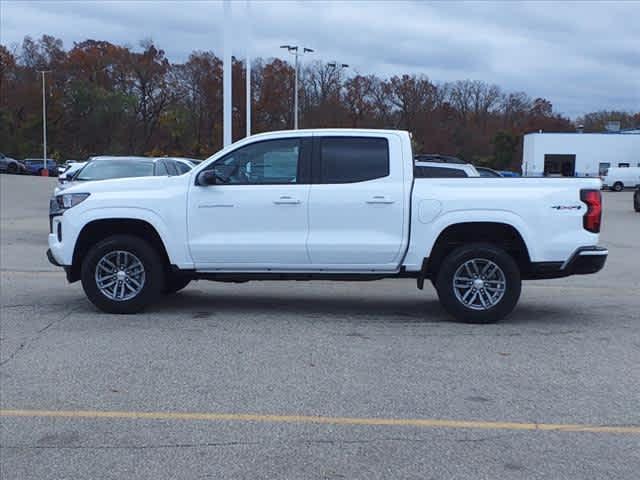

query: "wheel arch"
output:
69 218 171 282
425 221 532 278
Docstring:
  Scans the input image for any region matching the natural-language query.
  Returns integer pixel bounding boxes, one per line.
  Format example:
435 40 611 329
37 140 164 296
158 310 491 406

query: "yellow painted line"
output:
1 409 638 435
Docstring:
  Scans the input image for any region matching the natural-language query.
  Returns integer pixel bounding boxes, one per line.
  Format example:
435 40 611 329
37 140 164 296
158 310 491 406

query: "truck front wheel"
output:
434 243 521 323
81 235 165 314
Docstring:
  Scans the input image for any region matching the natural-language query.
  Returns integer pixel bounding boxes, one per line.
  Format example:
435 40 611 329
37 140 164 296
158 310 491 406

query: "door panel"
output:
188 137 311 268
307 135 406 268
188 184 310 267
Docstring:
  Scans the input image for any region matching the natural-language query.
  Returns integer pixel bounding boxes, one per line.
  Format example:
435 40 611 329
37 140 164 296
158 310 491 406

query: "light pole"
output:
223 0 232 147
246 0 252 137
280 45 313 129
37 70 52 176
328 62 349 100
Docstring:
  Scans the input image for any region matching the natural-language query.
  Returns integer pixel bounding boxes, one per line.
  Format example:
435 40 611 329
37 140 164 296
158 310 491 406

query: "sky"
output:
1 0 638 118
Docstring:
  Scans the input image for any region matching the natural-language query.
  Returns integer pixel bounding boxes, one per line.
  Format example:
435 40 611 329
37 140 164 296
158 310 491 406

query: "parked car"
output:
414 153 466 164
414 160 479 178
476 166 502 178
23 159 59 176
59 160 82 174
55 156 193 193
57 162 87 186
159 157 199 175
0 153 27 174
47 129 607 324
498 170 521 177
634 186 640 212
602 166 640 192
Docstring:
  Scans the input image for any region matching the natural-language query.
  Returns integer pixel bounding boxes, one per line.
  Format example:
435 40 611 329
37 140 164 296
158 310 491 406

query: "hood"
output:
59 174 187 196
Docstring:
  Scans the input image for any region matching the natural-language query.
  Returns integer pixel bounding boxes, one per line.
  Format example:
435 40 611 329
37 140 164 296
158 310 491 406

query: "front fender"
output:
63 207 193 268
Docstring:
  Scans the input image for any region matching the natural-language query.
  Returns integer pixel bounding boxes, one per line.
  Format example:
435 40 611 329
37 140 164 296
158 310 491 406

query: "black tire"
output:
434 243 521 324
162 275 191 295
81 235 165 314
612 182 624 192
634 195 640 212
7 163 17 174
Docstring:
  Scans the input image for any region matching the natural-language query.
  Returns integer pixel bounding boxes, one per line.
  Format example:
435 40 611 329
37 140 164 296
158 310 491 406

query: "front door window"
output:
209 139 300 185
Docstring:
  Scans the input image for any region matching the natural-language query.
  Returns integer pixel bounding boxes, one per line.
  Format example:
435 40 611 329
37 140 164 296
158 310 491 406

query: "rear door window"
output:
318 137 389 184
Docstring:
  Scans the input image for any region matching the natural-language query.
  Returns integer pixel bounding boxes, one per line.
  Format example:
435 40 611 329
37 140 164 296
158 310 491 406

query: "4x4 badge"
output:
551 205 582 210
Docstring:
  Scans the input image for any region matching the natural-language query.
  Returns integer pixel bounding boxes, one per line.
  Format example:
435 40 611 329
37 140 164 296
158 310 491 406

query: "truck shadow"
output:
158 290 441 323
153 289 591 327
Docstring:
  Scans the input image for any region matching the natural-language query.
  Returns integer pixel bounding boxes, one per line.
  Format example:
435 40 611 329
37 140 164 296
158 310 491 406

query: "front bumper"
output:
47 247 75 282
46 248 62 267
527 246 608 279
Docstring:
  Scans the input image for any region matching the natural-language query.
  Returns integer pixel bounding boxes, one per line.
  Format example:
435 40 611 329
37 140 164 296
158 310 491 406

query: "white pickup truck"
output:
47 129 607 323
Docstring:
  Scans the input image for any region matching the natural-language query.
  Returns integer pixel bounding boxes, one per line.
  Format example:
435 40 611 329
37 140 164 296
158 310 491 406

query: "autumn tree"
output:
2 34 635 169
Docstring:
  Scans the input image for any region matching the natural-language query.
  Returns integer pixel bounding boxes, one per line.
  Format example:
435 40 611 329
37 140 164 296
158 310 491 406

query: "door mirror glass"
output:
197 165 239 185
197 170 217 186
212 164 237 183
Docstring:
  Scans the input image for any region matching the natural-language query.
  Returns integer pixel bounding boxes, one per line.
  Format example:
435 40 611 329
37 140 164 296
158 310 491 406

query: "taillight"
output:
580 189 602 233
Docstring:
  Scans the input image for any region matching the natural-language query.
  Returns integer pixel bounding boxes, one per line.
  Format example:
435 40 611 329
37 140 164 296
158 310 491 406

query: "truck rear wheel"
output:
434 243 521 323
612 182 624 192
81 235 165 314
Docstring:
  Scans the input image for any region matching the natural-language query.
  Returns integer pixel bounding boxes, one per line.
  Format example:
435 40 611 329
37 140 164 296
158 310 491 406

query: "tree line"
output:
1 35 638 169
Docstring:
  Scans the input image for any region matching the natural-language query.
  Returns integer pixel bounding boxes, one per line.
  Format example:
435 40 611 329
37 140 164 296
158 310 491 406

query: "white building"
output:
522 131 640 177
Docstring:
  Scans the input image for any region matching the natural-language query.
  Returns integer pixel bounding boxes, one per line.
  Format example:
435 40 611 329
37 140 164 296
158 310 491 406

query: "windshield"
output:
75 160 154 181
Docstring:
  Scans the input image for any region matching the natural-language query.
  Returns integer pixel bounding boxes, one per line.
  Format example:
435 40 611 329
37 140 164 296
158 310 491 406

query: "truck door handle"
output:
366 195 394 204
274 196 301 205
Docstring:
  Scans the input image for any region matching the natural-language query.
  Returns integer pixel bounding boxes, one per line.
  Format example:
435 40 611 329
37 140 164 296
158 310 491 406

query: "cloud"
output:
1 0 638 117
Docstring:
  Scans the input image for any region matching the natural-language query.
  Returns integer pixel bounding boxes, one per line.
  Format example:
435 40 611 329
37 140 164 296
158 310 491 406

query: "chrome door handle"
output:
274 196 301 205
366 195 394 204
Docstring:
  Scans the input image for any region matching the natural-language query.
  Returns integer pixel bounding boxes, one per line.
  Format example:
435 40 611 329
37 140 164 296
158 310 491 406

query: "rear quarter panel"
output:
403 177 602 270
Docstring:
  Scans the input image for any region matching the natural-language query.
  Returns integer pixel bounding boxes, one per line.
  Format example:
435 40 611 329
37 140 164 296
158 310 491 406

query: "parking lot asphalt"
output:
1 174 639 479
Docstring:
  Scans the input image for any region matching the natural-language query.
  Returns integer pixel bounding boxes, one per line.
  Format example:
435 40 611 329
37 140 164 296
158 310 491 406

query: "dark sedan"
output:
23 159 59 176
0 153 27 174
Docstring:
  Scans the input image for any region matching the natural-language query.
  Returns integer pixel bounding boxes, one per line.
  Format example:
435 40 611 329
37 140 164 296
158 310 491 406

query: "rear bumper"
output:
563 246 608 274
526 246 608 279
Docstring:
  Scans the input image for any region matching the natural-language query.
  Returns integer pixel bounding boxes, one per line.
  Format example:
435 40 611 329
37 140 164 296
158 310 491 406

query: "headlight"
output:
51 193 90 213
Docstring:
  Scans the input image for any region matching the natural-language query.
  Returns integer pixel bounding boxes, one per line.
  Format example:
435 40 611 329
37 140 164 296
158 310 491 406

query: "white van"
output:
602 167 640 192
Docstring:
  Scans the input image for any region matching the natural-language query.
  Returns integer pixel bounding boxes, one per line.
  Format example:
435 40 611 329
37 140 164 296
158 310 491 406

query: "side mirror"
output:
197 170 218 186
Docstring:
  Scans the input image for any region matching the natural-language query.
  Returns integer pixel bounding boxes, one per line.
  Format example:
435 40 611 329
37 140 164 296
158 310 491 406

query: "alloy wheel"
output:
95 250 146 301
452 258 506 311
